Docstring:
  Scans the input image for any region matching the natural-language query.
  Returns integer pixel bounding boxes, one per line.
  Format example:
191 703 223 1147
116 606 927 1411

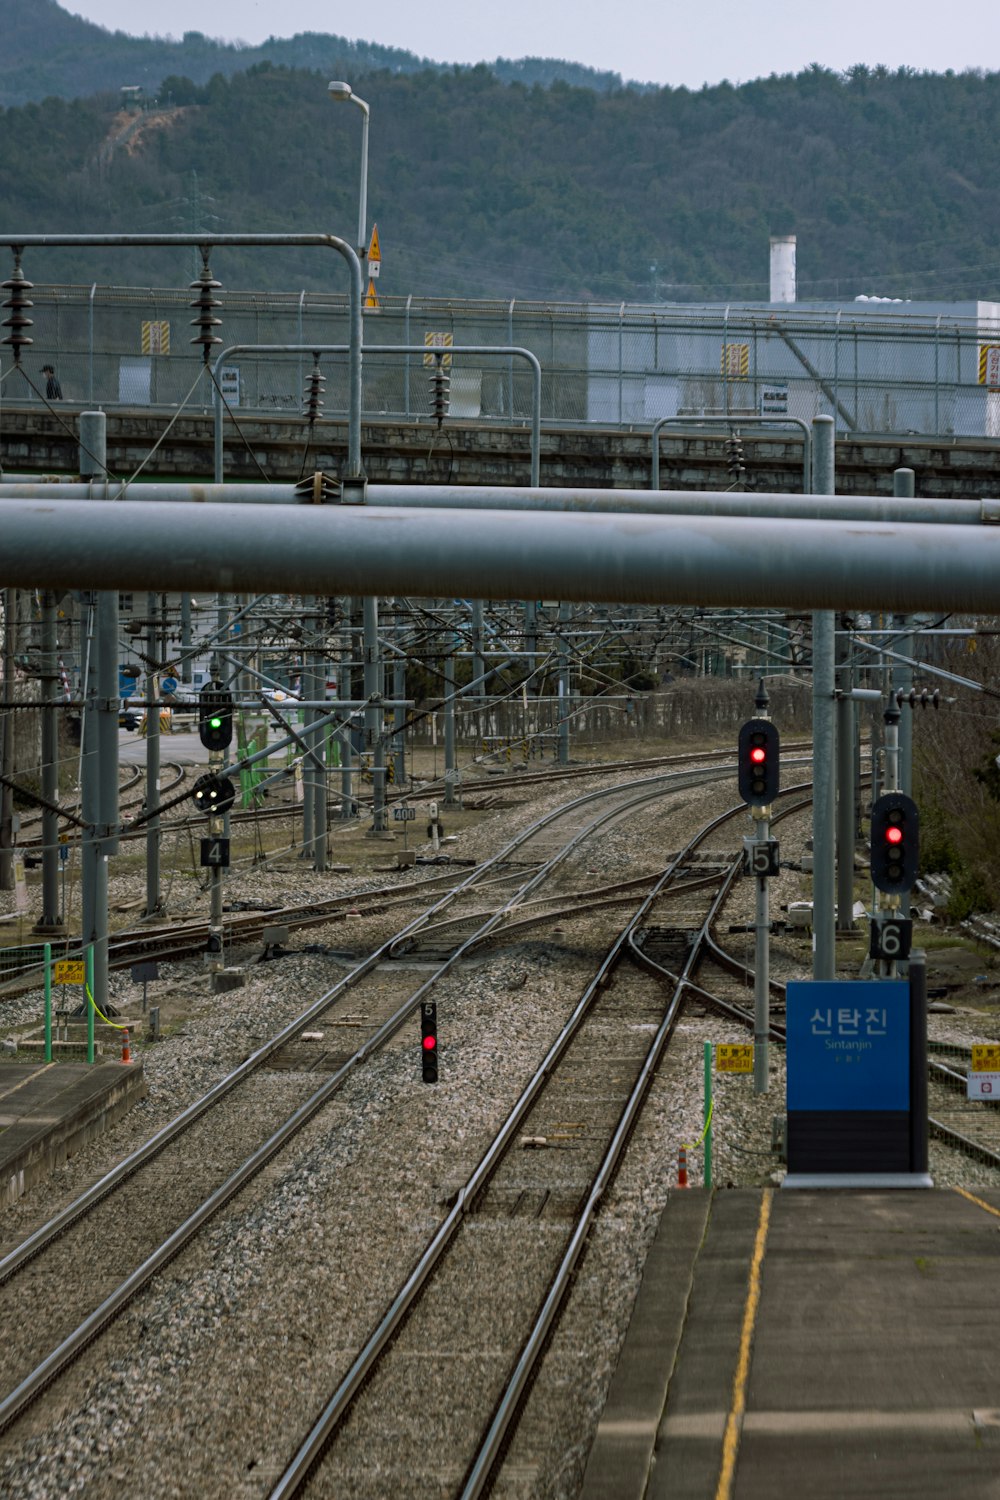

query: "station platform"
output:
581 1187 1000 1499
0 1058 146 1208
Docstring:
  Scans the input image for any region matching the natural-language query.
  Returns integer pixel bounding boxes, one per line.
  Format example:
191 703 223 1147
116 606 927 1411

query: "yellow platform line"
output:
0 1060 58 1104
953 1184 1000 1219
715 1188 773 1500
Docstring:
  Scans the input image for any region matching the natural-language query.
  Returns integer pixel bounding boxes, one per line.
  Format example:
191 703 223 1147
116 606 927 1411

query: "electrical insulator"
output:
304 358 326 424
1 252 34 364
726 431 746 487
189 253 223 362
429 356 450 428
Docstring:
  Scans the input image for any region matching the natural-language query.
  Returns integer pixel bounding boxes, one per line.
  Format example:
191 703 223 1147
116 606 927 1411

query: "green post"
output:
86 944 95 1065
43 942 52 1062
704 1041 713 1190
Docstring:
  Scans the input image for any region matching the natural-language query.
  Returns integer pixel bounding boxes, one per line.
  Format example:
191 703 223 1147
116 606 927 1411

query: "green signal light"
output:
209 715 222 728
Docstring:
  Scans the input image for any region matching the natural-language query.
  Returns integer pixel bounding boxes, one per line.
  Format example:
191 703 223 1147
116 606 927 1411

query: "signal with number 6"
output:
870 792 919 895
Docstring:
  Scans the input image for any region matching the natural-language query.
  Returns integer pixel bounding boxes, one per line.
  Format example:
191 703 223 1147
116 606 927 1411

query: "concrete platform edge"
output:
2 1063 147 1207
579 1190 712 1500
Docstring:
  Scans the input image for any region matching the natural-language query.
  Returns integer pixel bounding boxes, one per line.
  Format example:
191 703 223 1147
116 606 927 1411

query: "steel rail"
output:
269 797 749 1499
0 761 716 1436
459 811 747 1498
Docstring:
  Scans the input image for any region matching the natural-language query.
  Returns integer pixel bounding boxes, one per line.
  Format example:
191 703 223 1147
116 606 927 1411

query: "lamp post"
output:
327 80 370 260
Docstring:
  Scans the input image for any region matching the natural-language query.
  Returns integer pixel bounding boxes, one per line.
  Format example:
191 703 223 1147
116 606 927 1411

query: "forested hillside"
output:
0 16 998 304
0 0 630 108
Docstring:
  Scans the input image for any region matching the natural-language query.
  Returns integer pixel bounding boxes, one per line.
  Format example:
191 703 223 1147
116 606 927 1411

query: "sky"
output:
64 0 1000 90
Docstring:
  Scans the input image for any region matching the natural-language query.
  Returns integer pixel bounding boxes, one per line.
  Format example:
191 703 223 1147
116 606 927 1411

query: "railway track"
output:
265 790 753 1499
3 747 963 1499
4 755 813 991
0 757 737 1459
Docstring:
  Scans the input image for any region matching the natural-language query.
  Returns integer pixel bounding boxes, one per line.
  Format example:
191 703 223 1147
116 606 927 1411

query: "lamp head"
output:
328 80 353 102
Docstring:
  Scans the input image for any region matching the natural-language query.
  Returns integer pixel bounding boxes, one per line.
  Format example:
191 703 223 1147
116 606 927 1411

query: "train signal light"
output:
738 718 780 807
198 681 233 751
192 773 237 818
420 1000 438 1084
870 792 919 894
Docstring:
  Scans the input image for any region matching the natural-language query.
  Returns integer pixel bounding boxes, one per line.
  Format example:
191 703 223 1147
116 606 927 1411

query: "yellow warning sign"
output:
54 959 86 985
979 345 1000 387
971 1044 1000 1072
423 331 453 368
720 342 749 378
367 223 381 267
715 1042 754 1074
364 279 380 312
141 320 170 355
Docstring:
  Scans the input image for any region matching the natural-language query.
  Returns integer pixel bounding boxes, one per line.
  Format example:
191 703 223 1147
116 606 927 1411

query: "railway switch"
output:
870 792 919 895
738 718 780 807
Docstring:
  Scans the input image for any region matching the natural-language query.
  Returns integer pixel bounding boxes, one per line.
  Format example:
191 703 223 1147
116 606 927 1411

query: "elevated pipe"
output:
2 502 1000 615
651 415 812 494
3 481 996 529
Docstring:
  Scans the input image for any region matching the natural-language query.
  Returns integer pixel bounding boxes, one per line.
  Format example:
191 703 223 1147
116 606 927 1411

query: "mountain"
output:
0 10 998 306
0 0 635 108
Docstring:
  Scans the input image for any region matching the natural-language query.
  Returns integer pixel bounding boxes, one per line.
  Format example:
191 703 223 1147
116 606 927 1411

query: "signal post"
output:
869 701 918 977
738 685 780 1095
869 790 919 975
198 681 235 970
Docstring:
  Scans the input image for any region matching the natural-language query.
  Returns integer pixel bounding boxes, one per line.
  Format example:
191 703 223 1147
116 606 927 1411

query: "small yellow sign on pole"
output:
367 223 381 276
364 279 380 312
715 1042 754 1074
971 1044 1000 1072
54 959 86 985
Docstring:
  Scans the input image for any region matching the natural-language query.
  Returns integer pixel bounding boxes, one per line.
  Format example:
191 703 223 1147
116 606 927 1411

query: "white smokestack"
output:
770 235 796 303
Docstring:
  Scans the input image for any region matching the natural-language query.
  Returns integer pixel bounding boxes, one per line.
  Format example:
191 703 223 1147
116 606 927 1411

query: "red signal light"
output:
420 1000 438 1083
738 719 779 806
885 826 903 845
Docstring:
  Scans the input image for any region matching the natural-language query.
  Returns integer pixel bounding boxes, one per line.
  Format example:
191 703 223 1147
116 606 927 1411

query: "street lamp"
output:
327 80 370 259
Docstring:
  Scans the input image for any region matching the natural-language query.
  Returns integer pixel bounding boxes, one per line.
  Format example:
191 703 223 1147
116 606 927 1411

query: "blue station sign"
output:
786 980 910 1112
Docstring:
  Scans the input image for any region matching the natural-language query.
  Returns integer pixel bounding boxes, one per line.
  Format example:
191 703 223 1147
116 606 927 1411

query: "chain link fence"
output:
5 285 1000 439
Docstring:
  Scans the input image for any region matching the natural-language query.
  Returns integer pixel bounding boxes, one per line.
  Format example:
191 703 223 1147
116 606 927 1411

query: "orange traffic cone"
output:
121 1028 132 1064
677 1145 689 1188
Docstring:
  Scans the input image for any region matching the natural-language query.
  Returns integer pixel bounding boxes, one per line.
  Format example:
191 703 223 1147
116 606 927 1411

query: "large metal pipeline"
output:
1 499 998 615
